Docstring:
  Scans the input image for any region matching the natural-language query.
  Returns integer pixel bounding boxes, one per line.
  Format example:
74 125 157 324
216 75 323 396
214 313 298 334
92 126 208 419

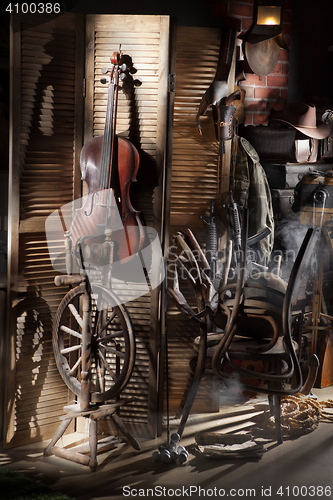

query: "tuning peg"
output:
101 67 110 74
100 78 107 84
119 63 127 72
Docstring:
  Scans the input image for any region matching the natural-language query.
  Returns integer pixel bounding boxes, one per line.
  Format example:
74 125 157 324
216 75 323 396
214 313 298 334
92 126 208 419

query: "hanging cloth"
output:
229 136 274 264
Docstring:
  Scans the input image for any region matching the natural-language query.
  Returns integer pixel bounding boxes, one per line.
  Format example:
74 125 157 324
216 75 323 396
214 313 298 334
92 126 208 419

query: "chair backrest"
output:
211 227 321 396
217 272 287 342
282 227 321 364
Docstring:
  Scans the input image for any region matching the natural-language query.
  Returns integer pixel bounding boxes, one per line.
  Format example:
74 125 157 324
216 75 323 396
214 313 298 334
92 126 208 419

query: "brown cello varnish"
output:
70 50 145 266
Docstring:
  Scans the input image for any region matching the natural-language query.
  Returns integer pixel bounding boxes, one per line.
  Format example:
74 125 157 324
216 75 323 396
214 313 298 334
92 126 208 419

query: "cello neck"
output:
99 54 120 190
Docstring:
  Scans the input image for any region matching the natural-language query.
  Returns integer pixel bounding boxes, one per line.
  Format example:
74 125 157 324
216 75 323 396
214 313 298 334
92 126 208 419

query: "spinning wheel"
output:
53 282 135 404
44 51 148 469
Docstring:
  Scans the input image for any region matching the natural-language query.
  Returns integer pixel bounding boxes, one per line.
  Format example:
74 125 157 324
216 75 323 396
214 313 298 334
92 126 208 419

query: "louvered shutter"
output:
81 14 171 438
167 27 226 414
170 27 222 231
6 12 84 448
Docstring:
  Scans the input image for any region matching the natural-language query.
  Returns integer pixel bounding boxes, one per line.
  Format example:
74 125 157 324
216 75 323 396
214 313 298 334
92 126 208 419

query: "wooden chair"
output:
168 218 320 444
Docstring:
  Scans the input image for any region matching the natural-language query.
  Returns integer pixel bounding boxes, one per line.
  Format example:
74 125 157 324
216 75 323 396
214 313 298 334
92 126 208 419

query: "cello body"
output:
71 135 145 264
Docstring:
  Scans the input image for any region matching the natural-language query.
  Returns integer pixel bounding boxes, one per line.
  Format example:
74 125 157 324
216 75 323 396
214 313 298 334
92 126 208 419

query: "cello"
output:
70 49 145 269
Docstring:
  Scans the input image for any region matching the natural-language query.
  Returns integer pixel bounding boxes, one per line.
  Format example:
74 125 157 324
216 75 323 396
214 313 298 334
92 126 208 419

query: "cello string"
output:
99 88 108 188
108 69 119 191
105 86 114 188
99 80 115 189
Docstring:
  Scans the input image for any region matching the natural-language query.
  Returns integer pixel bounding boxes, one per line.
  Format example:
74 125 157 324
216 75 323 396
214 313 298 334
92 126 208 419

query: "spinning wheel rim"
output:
53 283 135 402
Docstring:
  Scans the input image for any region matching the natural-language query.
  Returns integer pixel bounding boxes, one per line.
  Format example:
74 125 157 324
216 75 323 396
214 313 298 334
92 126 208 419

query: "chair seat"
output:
193 332 298 359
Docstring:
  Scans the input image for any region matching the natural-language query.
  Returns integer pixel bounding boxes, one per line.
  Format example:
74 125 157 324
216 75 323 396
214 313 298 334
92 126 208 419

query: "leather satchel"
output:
241 125 318 163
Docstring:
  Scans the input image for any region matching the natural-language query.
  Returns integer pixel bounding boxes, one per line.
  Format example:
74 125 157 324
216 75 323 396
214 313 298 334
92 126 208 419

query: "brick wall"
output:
209 0 292 124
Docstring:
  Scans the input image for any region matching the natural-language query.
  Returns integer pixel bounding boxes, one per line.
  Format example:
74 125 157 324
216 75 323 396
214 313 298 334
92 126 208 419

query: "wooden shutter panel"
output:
167 27 224 415
83 14 171 437
6 12 84 448
170 27 222 231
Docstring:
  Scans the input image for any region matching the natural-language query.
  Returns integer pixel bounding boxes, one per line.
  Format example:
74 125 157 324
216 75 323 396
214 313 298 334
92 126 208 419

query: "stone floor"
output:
2 386 333 500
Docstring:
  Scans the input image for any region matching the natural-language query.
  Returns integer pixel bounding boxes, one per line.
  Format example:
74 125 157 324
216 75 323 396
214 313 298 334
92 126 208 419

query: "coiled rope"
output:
254 393 333 439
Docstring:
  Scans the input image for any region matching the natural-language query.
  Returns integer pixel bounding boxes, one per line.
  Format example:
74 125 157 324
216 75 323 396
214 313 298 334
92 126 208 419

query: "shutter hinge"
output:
168 74 175 93
83 78 86 98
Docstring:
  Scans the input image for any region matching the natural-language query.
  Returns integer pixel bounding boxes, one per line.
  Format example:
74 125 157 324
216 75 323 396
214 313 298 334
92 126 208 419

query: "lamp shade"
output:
257 5 281 25
241 0 285 45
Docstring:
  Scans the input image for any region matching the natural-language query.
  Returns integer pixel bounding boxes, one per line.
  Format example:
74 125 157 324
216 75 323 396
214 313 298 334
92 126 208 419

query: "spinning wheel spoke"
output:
101 330 124 342
96 355 106 393
92 309 101 338
61 344 82 355
60 325 82 340
69 356 82 376
68 303 83 328
53 283 135 402
99 344 126 358
98 310 117 337
97 348 118 382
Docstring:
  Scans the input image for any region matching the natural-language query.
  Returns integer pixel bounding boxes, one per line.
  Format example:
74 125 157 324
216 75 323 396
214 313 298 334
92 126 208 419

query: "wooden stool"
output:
44 400 140 471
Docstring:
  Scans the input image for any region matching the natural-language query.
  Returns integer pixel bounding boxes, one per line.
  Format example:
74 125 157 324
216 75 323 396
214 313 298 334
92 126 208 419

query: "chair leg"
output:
269 394 283 444
274 395 283 444
177 328 207 438
174 357 197 419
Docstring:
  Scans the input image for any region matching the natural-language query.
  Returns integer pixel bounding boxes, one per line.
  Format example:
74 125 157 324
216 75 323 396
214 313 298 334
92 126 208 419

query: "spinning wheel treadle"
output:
53 283 135 403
